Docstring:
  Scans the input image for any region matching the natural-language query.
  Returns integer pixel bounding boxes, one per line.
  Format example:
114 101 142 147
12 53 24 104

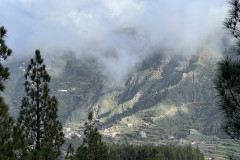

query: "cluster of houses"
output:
127 123 133 127
102 127 121 138
126 121 150 128
64 127 82 139
179 138 207 147
63 119 150 140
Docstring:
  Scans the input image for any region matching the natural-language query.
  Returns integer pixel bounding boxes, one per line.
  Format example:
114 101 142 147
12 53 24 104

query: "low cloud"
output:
0 0 228 86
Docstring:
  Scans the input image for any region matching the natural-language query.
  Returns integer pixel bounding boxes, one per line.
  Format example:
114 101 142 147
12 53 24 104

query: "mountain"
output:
2 46 240 159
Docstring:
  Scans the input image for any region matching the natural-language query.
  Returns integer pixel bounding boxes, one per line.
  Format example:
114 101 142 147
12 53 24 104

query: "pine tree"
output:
18 50 64 159
136 149 148 160
0 26 12 91
76 112 108 160
0 25 28 160
0 98 29 160
214 0 240 140
65 144 77 160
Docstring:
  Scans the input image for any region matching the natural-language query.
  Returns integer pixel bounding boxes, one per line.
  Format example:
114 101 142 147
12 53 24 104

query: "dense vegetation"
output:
108 145 204 160
76 112 108 160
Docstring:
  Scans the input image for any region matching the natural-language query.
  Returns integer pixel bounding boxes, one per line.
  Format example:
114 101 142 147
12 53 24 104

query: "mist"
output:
0 0 228 86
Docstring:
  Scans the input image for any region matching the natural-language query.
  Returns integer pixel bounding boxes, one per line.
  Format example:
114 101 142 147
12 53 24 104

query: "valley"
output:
3 46 240 159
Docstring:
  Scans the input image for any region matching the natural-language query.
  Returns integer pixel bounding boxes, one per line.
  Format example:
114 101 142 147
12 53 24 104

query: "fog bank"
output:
0 0 228 85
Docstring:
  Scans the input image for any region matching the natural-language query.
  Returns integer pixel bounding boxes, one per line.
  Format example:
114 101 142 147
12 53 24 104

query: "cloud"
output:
0 0 228 86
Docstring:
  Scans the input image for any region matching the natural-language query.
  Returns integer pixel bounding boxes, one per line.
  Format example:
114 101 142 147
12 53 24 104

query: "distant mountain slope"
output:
90 48 222 138
2 47 240 159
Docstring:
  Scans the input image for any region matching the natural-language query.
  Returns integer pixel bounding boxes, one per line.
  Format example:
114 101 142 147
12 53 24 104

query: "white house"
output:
140 131 147 138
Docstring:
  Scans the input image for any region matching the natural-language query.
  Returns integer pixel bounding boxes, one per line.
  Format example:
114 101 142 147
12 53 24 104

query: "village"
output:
62 119 152 140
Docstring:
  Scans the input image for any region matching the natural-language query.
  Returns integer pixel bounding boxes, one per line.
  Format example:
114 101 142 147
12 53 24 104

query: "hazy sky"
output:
0 0 228 85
